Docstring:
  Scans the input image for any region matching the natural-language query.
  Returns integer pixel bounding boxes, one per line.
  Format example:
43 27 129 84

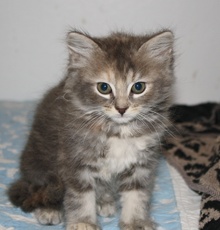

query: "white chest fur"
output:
98 135 155 181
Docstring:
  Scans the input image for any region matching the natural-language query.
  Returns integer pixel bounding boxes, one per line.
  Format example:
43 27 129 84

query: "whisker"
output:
81 114 106 144
138 113 162 145
147 109 179 137
137 113 155 135
65 109 102 128
73 112 106 139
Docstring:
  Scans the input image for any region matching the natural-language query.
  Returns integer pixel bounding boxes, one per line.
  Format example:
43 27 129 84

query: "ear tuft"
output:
138 31 174 63
67 32 99 67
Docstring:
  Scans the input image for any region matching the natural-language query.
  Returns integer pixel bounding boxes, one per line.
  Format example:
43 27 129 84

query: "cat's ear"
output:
67 32 99 67
138 31 174 63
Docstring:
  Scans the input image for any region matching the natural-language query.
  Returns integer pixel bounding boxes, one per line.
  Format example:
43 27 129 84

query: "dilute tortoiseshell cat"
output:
8 30 175 230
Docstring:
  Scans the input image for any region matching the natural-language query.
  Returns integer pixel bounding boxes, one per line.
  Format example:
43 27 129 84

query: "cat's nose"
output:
115 107 128 116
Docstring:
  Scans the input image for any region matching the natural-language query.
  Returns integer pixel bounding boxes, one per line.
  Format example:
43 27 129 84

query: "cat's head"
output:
64 30 175 126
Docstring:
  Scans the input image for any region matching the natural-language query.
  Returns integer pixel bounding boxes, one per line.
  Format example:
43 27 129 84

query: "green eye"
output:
97 82 112 95
131 82 146 94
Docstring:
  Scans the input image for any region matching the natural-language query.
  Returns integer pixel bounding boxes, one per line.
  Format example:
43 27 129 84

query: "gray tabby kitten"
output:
8 30 175 230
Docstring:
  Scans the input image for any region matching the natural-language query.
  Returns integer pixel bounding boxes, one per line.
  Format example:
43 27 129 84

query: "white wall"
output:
0 0 219 104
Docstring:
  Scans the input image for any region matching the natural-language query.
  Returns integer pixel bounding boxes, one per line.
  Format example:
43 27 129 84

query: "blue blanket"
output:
0 101 181 230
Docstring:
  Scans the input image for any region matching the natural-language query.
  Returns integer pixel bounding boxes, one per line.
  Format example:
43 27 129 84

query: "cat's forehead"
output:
93 34 146 72
96 68 143 85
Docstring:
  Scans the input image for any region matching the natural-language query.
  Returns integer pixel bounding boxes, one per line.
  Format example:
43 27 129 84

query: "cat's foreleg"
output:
96 178 116 217
118 165 156 230
63 176 100 230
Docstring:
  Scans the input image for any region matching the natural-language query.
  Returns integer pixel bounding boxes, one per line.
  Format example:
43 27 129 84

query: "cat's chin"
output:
111 115 133 124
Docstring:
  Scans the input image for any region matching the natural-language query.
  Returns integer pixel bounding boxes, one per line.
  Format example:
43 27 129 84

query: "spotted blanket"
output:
163 103 220 230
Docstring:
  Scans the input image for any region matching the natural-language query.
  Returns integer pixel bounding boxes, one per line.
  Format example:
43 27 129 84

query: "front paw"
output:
66 223 100 230
97 202 116 217
120 220 156 230
34 208 62 225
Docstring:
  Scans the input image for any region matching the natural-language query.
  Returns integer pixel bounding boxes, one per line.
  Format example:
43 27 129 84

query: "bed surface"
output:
0 101 198 230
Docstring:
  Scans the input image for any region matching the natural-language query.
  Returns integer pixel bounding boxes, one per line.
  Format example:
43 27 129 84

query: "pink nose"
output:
115 107 128 116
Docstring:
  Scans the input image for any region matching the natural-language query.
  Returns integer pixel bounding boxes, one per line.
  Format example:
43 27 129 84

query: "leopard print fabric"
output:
163 103 220 230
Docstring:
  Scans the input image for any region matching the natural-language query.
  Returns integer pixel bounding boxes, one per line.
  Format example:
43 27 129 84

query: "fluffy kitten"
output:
8 30 175 230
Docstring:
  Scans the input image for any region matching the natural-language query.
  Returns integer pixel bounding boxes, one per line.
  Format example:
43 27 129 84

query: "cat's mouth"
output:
104 107 137 124
110 114 134 124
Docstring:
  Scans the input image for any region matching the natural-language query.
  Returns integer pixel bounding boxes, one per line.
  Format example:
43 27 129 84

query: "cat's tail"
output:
7 178 64 212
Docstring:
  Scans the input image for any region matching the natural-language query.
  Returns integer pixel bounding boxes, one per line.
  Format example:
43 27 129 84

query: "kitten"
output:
8 30 175 230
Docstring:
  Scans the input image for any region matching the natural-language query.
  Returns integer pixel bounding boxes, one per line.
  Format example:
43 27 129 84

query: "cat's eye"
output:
131 82 146 94
97 82 112 95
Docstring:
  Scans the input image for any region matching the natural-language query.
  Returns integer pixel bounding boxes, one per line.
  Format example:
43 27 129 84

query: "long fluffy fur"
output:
8 30 175 230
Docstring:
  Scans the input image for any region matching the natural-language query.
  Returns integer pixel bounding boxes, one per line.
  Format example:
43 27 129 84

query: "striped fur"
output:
8 30 175 230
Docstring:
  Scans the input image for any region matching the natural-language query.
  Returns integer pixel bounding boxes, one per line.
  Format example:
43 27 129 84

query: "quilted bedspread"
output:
0 101 181 230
